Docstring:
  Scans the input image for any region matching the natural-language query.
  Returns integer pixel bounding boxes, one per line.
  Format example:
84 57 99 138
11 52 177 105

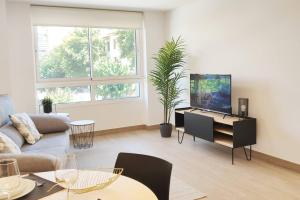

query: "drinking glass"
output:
0 159 21 200
55 154 78 200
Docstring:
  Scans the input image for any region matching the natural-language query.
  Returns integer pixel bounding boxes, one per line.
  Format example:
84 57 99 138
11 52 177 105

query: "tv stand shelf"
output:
214 134 233 148
214 126 233 136
175 107 256 164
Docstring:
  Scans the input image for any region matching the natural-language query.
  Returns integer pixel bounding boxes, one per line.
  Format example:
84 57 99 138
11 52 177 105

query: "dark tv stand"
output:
175 107 256 164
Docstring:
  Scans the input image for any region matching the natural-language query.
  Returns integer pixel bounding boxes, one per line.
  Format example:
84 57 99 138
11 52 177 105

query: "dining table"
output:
34 171 158 200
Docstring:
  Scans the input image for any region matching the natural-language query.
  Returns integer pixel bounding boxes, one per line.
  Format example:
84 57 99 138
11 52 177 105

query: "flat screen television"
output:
190 74 232 114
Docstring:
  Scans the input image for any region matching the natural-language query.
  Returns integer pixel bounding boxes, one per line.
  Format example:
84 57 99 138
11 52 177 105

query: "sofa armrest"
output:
29 114 70 134
0 153 59 173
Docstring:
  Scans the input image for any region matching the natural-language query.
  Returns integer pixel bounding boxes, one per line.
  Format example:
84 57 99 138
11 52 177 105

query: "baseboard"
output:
94 124 160 135
94 125 146 135
252 150 300 173
146 124 160 130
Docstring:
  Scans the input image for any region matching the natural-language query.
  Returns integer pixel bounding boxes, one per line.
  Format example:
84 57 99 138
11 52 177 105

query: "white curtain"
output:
31 6 143 29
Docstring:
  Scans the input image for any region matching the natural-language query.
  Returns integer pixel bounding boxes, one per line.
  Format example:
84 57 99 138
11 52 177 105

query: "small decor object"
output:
149 37 186 137
238 98 249 118
70 120 95 149
0 158 21 199
9 113 42 144
41 97 53 113
0 158 35 199
55 154 78 200
57 168 123 194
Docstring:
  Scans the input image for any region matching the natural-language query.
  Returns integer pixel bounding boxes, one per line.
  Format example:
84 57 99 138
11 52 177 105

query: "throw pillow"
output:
0 132 21 153
9 113 42 144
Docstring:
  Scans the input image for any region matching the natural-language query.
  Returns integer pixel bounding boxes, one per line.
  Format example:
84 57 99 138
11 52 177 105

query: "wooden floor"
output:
71 129 300 200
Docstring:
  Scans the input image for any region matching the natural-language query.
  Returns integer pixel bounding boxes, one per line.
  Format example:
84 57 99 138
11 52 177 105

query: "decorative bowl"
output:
58 168 123 194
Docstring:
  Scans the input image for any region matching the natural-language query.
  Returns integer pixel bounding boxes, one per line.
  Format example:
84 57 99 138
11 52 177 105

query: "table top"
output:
70 120 95 126
36 171 158 200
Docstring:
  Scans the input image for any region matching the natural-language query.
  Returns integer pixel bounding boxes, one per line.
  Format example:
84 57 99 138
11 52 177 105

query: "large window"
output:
34 26 142 104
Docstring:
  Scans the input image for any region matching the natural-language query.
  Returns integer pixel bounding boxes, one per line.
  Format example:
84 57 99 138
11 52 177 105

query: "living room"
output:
0 0 299 199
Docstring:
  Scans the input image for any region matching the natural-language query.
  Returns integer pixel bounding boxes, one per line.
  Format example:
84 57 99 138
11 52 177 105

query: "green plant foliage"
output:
41 96 53 105
149 37 186 124
45 88 72 104
96 83 138 100
116 30 136 68
38 28 137 101
40 29 90 79
91 29 136 77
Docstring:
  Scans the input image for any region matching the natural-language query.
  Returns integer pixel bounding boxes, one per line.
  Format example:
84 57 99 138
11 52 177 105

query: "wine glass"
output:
55 154 78 200
0 159 21 200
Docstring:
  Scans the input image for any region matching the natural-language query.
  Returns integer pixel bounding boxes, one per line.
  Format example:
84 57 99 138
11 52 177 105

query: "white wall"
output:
58 101 146 131
0 0 10 94
143 11 165 126
6 2 36 113
4 2 166 131
166 0 300 164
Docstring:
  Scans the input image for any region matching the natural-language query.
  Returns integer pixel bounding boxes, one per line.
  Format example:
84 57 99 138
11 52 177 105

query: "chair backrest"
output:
0 95 15 127
114 152 172 200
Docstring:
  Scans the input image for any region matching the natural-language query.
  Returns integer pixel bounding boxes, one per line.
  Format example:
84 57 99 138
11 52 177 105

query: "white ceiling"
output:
8 0 195 11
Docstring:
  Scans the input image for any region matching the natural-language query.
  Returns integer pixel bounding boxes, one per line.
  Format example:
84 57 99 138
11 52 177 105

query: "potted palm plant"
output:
42 96 53 113
149 37 186 137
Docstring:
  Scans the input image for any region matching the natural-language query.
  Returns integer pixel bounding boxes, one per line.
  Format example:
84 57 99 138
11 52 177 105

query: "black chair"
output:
114 152 173 200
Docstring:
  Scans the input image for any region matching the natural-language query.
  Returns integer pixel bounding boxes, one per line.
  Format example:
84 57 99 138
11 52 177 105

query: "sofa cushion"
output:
21 132 69 155
0 95 15 127
0 132 21 153
23 146 68 155
0 123 25 148
10 113 42 144
29 114 70 134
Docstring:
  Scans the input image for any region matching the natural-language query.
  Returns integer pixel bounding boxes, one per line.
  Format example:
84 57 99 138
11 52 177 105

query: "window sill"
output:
47 97 144 109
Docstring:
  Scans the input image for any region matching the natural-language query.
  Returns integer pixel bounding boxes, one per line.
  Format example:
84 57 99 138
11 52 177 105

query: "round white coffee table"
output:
35 171 158 200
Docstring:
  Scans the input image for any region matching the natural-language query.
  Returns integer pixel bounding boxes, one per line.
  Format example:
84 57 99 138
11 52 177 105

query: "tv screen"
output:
190 74 232 114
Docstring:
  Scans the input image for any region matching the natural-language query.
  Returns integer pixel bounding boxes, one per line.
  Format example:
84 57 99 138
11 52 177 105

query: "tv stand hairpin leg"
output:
243 145 252 161
232 146 252 164
232 148 234 165
177 128 185 144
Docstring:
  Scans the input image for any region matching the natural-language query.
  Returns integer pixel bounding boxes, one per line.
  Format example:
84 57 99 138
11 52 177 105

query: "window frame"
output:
34 25 144 106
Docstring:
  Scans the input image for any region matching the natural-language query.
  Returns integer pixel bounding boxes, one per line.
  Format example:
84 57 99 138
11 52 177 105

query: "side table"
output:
70 120 95 149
